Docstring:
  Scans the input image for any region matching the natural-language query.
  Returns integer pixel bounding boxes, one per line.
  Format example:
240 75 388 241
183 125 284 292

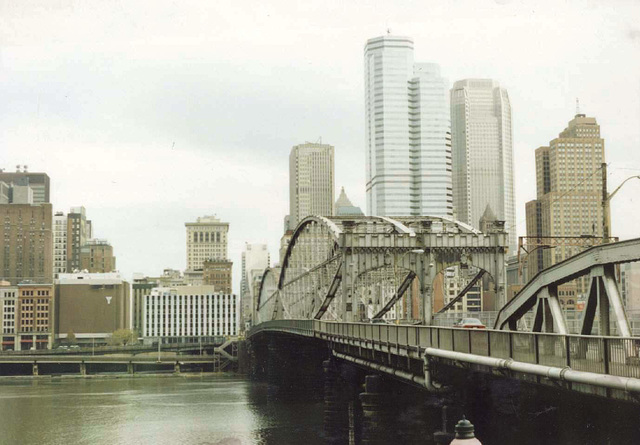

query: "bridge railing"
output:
248 320 640 380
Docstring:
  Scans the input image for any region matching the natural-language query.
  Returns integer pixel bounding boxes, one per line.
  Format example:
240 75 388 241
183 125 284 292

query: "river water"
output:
0 376 324 445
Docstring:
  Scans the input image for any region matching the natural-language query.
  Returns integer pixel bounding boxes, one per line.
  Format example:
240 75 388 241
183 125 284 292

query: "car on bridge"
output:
453 318 486 329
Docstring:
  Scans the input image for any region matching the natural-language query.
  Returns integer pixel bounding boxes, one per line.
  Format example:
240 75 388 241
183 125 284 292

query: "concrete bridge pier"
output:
323 359 350 444
32 362 38 376
127 362 134 375
80 362 87 376
359 374 390 445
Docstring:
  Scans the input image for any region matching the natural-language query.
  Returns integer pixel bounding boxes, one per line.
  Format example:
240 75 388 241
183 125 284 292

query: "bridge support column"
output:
32 362 38 376
359 375 389 445
323 359 349 444
127 363 134 375
80 362 87 376
174 362 180 373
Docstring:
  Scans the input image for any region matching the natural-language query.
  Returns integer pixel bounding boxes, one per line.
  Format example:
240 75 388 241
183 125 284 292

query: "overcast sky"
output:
1 0 639 292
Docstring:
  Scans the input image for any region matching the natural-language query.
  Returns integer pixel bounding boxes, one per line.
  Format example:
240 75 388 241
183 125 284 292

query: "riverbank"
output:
0 371 236 382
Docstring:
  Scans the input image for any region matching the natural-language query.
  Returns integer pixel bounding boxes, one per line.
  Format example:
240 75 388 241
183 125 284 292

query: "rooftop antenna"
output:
316 136 322 144
576 97 581 115
387 27 391 35
15 165 20 172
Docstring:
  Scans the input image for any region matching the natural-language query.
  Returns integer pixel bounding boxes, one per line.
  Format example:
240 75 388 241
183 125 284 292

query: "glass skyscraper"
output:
450 79 516 253
364 35 452 217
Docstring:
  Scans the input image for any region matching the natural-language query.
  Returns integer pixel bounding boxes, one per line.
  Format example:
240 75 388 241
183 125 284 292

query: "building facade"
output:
66 206 91 273
289 142 335 229
79 239 116 273
525 114 607 301
335 187 364 216
142 286 239 343
55 272 130 344
240 243 270 330
364 35 453 217
185 216 229 270
0 284 18 351
17 283 54 350
450 79 516 253
203 259 233 294
0 171 50 204
0 203 53 284
53 212 68 278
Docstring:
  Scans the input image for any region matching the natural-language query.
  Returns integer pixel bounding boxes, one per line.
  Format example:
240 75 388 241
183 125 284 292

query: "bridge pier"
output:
80 362 87 376
127 362 134 375
323 359 350 444
359 374 390 445
32 362 38 376
174 362 180 373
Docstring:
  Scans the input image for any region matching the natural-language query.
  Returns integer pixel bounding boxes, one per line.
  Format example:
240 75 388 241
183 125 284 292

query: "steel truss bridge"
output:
251 216 640 402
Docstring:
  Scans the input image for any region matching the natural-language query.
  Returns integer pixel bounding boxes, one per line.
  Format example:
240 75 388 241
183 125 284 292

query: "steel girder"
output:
495 238 640 333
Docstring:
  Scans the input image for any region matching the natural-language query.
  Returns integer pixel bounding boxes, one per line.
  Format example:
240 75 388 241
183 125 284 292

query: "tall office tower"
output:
185 216 229 270
0 170 50 204
53 212 68 278
0 202 53 285
66 206 91 272
289 142 335 229
525 113 606 303
364 35 453 217
240 243 270 329
451 79 516 253
80 239 116 273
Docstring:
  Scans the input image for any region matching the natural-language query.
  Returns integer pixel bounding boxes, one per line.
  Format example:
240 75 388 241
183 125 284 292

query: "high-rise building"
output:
66 206 91 272
364 35 452 217
335 187 364 216
0 170 50 204
53 212 68 278
450 79 516 253
289 142 335 228
0 203 53 284
79 239 116 273
525 113 606 301
240 243 270 329
185 216 229 270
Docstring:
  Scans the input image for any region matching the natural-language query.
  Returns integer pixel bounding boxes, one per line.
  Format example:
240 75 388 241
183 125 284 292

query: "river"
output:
0 375 324 445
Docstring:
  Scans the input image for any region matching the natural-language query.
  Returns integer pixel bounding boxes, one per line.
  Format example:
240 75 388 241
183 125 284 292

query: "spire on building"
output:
335 187 364 216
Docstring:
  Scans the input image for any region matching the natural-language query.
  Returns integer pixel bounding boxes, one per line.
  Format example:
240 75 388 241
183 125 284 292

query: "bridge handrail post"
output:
534 334 540 364
486 330 491 356
602 337 610 375
508 331 514 359
468 329 472 354
565 335 571 368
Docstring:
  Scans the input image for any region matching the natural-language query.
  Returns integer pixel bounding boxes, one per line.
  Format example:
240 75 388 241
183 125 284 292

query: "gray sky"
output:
1 0 639 292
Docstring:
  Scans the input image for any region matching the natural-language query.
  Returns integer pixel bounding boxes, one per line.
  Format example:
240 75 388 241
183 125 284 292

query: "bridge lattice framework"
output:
257 215 508 324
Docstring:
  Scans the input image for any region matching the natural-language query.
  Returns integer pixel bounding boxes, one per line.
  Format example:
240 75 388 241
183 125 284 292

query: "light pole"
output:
601 165 640 241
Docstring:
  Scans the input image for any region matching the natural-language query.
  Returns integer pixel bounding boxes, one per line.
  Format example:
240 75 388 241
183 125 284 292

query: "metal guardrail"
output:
249 320 640 380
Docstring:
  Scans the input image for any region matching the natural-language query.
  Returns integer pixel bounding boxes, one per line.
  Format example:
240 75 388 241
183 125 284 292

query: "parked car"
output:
69 345 80 349
453 318 486 329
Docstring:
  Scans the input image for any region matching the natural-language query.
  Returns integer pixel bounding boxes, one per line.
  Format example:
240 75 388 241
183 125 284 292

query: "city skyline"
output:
1 1 639 291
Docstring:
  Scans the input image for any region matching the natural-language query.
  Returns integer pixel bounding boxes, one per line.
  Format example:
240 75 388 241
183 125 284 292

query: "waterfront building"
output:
240 243 270 330
79 239 116 273
185 216 229 270
335 187 364 216
364 35 452 217
450 79 516 253
0 284 18 351
525 113 606 302
142 285 239 344
0 202 53 284
55 272 130 345
289 142 335 229
203 259 233 294
131 274 159 335
66 206 91 272
17 282 54 350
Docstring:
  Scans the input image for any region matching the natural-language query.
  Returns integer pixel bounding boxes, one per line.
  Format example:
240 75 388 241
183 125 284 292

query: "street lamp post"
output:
601 164 640 241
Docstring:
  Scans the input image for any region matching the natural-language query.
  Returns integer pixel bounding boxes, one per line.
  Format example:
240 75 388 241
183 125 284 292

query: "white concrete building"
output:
0 286 18 351
451 79 516 253
364 35 453 217
185 216 229 270
240 243 270 330
142 286 239 343
289 142 335 229
53 212 68 278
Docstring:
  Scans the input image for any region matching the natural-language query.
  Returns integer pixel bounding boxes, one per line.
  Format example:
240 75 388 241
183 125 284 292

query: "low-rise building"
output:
142 285 239 344
55 272 130 345
0 284 18 351
203 259 233 293
17 283 54 350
